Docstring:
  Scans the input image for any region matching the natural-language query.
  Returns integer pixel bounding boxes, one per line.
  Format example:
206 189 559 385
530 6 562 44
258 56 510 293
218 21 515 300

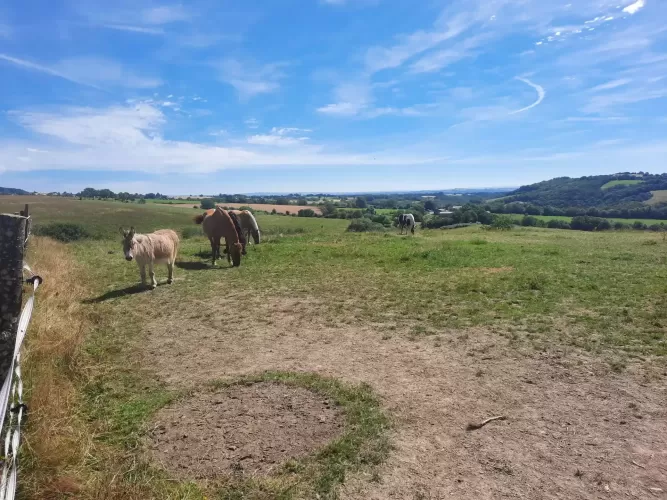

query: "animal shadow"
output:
175 261 232 271
83 284 159 303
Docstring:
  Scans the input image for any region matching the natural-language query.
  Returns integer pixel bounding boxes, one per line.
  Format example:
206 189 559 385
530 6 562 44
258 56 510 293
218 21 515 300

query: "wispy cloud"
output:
247 127 313 147
244 118 260 129
0 54 161 89
591 79 632 92
102 24 165 35
218 58 288 99
1 103 443 173
509 78 546 115
317 82 371 116
141 5 192 24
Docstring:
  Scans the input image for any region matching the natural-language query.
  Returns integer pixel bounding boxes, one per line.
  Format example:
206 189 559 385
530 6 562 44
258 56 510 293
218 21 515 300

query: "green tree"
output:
200 199 216 209
355 197 368 209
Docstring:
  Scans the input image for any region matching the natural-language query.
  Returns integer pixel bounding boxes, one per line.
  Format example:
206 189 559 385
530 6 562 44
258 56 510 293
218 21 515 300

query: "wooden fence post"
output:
0 214 27 386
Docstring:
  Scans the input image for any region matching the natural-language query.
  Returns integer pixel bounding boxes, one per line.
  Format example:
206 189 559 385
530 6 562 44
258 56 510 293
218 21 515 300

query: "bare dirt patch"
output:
141 297 667 499
147 382 343 480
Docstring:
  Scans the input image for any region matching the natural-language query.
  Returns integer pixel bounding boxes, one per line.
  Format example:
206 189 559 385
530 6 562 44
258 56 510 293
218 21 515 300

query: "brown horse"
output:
194 207 242 266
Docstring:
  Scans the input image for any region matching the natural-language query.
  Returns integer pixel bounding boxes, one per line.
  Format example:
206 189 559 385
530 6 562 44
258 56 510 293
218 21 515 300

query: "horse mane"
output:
242 210 259 231
228 211 247 251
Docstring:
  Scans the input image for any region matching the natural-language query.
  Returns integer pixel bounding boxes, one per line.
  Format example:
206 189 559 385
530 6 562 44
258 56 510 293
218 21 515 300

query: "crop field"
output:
601 179 644 190
2 195 666 499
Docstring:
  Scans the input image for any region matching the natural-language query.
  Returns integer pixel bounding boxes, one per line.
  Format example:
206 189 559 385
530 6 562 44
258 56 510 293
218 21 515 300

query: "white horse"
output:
230 210 261 244
398 213 416 235
120 227 179 288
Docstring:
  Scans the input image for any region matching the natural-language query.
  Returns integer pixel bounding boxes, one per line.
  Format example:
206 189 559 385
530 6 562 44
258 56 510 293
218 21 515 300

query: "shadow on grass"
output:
83 284 158 303
175 261 234 271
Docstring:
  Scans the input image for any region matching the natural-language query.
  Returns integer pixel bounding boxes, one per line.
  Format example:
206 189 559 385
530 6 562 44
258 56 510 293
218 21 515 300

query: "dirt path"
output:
141 297 667 500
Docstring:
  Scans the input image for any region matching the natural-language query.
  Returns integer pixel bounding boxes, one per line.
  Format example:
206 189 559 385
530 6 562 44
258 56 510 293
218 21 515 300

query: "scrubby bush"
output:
490 214 515 230
571 216 611 231
521 215 538 227
34 222 91 242
614 221 628 230
200 198 216 209
346 218 386 232
632 221 647 230
547 219 570 230
298 209 316 217
370 214 392 227
271 208 277 215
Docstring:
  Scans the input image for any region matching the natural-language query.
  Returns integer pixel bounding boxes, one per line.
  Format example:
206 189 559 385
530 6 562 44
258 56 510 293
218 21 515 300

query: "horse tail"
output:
194 213 205 224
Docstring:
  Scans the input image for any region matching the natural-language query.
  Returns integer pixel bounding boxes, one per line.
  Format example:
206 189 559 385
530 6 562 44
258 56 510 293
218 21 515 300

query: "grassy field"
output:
646 190 667 206
601 179 644 190
3 195 666 499
507 213 667 225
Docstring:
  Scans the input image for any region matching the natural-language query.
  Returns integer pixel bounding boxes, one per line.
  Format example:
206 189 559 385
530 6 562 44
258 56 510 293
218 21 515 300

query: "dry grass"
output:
646 190 667 206
21 237 91 498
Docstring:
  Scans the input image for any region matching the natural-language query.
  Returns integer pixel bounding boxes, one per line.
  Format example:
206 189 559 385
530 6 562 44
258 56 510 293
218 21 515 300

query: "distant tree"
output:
200 199 216 209
275 197 290 205
271 208 277 215
80 187 98 198
355 197 368 209
424 200 438 212
632 221 647 230
138 198 147 204
297 197 308 206
320 202 337 217
298 209 316 217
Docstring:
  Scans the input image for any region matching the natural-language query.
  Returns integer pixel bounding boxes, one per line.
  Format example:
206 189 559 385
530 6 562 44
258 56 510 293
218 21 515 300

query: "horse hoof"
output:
167 279 173 284
150 284 157 290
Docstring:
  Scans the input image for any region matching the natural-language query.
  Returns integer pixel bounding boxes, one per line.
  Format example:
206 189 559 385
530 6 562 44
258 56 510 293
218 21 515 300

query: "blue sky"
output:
0 0 665 194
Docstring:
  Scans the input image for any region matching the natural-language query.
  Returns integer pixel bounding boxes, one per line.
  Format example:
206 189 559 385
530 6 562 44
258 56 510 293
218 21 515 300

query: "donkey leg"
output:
148 262 157 289
139 264 147 286
167 261 174 284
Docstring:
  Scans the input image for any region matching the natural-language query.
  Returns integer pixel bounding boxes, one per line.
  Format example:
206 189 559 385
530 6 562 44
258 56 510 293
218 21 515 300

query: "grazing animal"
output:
228 211 247 255
194 207 243 267
398 213 416 235
120 227 179 289
230 210 261 245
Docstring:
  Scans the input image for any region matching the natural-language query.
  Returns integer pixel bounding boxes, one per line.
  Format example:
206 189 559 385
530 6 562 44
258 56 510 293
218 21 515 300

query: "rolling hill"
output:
0 186 29 195
495 173 667 209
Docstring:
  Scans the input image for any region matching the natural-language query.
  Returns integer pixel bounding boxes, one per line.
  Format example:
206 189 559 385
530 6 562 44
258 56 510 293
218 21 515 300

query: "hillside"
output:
499 173 667 209
0 186 29 195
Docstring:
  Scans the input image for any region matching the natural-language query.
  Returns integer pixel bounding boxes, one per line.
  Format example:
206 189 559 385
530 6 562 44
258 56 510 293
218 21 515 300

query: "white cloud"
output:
509 77 546 115
0 54 161 89
1 104 446 173
218 59 288 99
244 118 260 129
11 104 164 146
623 0 646 15
141 5 192 24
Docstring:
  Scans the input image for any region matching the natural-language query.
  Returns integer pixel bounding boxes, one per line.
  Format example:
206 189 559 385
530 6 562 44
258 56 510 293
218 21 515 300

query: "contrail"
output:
510 77 545 115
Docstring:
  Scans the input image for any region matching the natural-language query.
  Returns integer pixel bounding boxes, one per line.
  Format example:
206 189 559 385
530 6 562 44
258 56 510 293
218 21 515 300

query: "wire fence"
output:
0 219 41 500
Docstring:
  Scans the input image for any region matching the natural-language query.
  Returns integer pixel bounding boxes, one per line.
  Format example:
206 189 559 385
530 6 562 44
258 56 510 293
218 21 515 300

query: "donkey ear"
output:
129 227 135 237
119 226 127 237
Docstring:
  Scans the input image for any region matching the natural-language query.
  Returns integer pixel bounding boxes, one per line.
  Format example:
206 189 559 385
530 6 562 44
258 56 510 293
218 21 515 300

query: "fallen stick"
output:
631 461 646 469
466 415 507 431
